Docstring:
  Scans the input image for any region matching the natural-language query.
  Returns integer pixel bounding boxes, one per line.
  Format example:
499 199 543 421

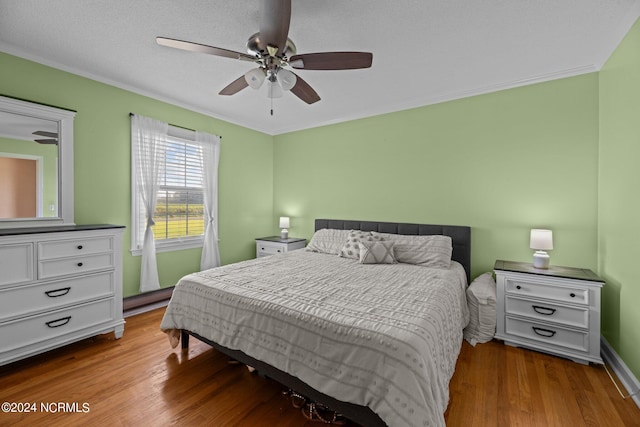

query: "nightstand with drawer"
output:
494 260 604 364
255 236 305 258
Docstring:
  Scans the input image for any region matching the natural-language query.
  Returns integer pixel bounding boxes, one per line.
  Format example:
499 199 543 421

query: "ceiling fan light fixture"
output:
244 68 266 89
277 68 297 91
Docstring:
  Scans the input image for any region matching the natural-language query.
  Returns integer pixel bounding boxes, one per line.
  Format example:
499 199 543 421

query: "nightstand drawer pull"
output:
516 285 521 290
45 316 71 328
532 305 556 316
532 326 556 338
570 293 576 298
44 287 71 298
77 262 84 267
77 245 83 250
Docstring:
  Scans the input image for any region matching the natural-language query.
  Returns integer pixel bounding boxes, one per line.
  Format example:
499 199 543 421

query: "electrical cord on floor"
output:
604 362 640 399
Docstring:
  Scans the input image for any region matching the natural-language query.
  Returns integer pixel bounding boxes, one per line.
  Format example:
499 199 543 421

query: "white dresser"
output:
494 260 604 365
0 225 125 366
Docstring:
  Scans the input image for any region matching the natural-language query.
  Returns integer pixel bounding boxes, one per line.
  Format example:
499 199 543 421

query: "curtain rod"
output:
129 112 221 139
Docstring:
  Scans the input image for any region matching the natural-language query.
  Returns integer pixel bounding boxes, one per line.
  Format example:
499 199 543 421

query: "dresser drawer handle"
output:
45 287 71 298
532 326 556 338
516 285 522 290
77 262 84 267
77 245 84 250
532 305 556 316
45 316 72 328
570 293 576 298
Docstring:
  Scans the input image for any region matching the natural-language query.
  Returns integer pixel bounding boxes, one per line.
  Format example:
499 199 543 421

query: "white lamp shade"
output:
244 68 266 89
530 229 553 250
277 69 297 91
279 217 290 229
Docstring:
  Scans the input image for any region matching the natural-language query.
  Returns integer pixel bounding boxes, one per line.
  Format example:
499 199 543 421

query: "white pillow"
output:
463 272 497 346
305 229 353 255
359 240 397 264
371 232 452 268
339 230 382 260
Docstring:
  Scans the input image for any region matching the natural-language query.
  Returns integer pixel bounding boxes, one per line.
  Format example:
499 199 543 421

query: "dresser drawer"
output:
0 271 114 322
38 236 114 260
256 241 286 257
38 253 114 280
505 278 588 306
505 296 589 329
505 316 588 353
0 243 34 286
0 298 115 354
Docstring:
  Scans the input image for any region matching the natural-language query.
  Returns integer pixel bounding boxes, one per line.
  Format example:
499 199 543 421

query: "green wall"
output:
274 74 600 279
599 18 640 377
0 52 274 297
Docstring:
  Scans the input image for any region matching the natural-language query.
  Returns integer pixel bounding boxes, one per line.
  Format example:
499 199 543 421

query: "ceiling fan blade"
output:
157 37 256 62
258 0 291 55
289 73 320 104
219 75 250 96
34 139 58 145
289 52 373 70
32 130 58 138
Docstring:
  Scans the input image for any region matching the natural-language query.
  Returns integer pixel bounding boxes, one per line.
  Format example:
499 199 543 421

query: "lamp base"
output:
533 251 550 269
280 229 288 240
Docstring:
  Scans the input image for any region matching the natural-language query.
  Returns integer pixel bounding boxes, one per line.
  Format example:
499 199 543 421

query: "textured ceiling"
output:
1 0 639 135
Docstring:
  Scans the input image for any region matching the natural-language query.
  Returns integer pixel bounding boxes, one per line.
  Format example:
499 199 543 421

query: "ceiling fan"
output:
156 0 372 108
32 130 58 145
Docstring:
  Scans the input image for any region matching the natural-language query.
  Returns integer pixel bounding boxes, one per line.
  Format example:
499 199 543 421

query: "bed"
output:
160 219 471 427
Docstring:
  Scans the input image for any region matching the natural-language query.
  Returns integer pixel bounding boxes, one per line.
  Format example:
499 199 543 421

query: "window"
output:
153 136 204 240
131 126 206 254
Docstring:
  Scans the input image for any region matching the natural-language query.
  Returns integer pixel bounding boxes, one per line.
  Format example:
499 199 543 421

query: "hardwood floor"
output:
1 308 638 426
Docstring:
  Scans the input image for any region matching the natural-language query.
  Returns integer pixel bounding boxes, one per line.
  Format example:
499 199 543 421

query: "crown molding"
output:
270 64 598 135
0 43 602 137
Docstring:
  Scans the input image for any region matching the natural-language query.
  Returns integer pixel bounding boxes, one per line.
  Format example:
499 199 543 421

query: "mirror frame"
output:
0 96 76 228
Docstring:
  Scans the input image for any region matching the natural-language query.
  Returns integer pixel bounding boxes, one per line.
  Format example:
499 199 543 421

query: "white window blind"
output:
154 137 205 241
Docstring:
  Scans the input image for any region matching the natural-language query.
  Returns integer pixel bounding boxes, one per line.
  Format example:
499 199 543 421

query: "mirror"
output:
0 96 75 228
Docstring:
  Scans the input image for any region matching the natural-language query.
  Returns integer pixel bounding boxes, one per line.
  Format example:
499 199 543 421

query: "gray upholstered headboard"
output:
315 219 472 283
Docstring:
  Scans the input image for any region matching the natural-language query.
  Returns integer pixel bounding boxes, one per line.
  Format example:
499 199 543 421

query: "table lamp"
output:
530 229 553 269
279 217 290 240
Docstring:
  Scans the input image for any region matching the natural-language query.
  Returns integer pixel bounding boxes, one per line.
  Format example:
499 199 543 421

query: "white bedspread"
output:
160 250 469 427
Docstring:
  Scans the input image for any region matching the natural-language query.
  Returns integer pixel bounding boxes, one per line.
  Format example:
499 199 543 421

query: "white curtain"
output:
132 114 168 292
197 131 221 271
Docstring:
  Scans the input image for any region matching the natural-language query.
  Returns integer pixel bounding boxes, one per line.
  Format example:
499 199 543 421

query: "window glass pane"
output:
152 138 204 241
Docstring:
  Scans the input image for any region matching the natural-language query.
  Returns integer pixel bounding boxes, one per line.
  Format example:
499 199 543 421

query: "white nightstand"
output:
494 260 604 365
255 236 306 258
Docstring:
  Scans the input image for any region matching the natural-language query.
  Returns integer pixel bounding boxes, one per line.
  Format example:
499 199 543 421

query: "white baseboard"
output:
601 336 640 408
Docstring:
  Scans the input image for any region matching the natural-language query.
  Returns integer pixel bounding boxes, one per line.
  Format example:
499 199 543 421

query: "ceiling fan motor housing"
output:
246 33 296 58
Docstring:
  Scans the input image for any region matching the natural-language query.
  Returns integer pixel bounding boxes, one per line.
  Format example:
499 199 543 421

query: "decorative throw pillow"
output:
371 232 452 268
359 240 397 264
463 272 497 346
339 230 381 260
306 229 353 255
